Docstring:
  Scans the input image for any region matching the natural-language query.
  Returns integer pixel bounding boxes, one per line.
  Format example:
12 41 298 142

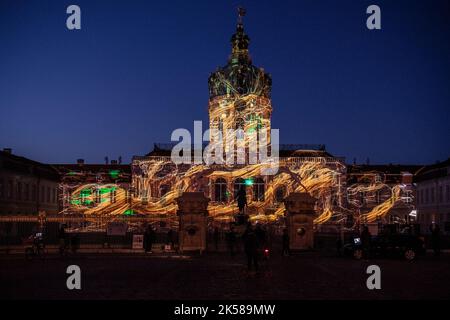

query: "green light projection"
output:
109 170 120 179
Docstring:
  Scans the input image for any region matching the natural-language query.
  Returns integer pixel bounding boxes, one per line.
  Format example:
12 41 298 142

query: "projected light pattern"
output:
208 94 272 150
58 156 414 228
128 157 413 226
60 183 129 215
57 15 415 229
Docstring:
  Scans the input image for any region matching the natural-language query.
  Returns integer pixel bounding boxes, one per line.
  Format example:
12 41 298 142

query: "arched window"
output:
275 186 286 203
235 118 245 139
160 184 170 197
214 178 227 202
253 178 265 202
235 118 244 129
233 178 246 199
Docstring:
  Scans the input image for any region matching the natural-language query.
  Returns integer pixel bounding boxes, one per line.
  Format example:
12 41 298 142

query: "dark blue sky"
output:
0 0 449 165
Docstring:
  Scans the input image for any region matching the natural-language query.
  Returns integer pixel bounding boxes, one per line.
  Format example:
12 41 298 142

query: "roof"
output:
347 164 424 175
346 164 424 185
414 158 450 182
279 149 334 158
141 143 335 159
52 164 131 173
0 150 60 181
52 164 131 183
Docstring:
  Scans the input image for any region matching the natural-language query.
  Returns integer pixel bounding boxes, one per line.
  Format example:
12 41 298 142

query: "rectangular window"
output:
8 180 13 199
431 187 435 203
25 184 29 201
47 187 50 203
438 186 443 203
96 189 101 204
41 186 45 202
17 182 22 200
110 189 117 203
447 185 450 202
425 189 429 204
32 184 36 201
0 179 3 199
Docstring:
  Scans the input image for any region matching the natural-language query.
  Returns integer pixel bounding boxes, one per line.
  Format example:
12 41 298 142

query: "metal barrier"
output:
0 215 179 250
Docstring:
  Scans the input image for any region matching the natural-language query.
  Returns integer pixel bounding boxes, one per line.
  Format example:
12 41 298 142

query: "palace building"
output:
55 11 417 228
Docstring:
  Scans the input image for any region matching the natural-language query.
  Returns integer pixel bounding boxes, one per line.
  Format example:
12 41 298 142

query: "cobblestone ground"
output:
1 250 449 300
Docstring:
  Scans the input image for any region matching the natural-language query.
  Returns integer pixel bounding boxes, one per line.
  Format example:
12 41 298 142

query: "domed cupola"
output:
208 8 272 99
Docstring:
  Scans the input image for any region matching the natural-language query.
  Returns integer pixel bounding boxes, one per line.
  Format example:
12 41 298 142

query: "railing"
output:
133 155 345 164
0 215 179 249
152 142 328 151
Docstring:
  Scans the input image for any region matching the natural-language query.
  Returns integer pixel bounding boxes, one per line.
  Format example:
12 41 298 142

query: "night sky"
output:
0 0 449 165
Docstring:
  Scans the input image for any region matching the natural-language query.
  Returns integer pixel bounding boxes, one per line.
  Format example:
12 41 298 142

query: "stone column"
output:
176 192 210 253
284 192 316 250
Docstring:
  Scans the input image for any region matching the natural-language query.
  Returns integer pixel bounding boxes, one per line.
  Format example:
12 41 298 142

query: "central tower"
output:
207 8 273 159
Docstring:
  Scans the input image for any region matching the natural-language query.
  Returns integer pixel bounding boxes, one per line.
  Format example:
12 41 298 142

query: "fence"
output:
3 215 446 253
0 215 179 249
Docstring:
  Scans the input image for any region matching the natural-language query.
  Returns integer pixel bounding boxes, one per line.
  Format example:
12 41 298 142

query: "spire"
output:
230 7 251 64
237 6 246 24
208 7 272 99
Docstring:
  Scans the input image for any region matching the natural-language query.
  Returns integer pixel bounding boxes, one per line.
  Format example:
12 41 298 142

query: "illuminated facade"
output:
54 160 132 216
58 12 418 228
131 16 347 223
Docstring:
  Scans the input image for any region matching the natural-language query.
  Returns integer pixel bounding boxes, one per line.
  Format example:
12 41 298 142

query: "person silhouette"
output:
236 186 247 215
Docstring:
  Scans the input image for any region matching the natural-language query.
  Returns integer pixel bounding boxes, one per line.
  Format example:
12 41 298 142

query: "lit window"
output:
253 177 265 202
214 178 227 202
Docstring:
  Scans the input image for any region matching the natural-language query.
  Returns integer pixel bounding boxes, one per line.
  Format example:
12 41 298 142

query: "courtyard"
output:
1 250 448 300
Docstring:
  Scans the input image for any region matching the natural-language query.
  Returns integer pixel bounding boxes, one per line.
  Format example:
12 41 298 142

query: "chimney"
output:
77 159 85 165
104 156 109 164
118 156 122 164
3 148 12 154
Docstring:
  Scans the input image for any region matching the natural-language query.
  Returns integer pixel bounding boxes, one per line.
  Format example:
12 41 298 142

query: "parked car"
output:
343 233 425 261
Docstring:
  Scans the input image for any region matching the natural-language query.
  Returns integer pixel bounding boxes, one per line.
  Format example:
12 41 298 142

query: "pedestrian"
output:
282 228 290 256
243 222 258 272
255 223 267 248
236 187 247 216
226 225 236 256
213 227 220 251
58 224 67 256
430 223 441 257
167 229 174 250
144 225 155 253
